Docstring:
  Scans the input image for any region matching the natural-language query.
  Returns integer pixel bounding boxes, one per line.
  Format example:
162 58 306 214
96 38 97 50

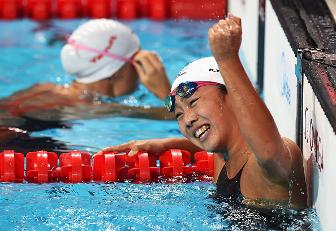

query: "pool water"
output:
0 19 321 230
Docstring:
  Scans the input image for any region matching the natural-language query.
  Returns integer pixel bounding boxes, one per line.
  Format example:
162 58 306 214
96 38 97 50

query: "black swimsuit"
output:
215 161 247 201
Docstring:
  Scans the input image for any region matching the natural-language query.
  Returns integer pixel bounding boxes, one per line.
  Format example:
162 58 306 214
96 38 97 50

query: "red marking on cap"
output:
90 36 117 63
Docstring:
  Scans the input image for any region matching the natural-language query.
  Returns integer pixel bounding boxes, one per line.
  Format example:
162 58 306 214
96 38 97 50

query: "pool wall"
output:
228 0 259 90
230 0 336 229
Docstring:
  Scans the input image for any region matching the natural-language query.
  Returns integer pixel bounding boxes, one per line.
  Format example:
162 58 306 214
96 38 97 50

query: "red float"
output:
26 151 58 183
159 149 192 178
0 0 228 20
127 151 159 182
117 0 137 19
0 150 24 182
0 149 214 183
194 151 214 177
26 0 53 20
87 0 112 18
149 0 168 20
0 0 24 19
56 0 83 19
59 151 91 183
93 152 129 182
137 0 149 17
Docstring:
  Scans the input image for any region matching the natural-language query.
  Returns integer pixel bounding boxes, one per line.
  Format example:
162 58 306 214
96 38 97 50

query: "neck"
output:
71 79 112 97
223 126 250 169
223 99 250 165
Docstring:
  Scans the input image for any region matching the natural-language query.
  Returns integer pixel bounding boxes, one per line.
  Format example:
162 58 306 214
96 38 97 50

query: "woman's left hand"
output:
95 138 170 157
132 51 171 100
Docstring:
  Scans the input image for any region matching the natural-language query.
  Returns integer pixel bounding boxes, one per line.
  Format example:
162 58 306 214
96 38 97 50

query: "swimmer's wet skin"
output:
0 14 319 230
0 19 172 122
101 15 308 210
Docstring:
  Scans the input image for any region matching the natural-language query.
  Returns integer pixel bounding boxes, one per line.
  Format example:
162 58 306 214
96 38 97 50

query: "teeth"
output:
195 125 209 138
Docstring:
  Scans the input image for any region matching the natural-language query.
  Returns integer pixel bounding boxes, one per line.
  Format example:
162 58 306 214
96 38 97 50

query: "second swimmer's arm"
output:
24 103 174 121
92 103 175 120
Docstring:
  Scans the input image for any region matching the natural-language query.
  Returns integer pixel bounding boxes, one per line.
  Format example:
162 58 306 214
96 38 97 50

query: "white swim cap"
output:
171 57 225 93
61 19 140 84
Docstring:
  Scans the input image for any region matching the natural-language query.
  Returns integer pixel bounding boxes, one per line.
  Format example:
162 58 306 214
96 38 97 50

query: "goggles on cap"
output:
164 81 221 112
67 38 132 63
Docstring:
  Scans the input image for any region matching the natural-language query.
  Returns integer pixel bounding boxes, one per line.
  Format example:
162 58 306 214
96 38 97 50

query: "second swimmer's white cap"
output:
61 19 140 84
171 57 225 93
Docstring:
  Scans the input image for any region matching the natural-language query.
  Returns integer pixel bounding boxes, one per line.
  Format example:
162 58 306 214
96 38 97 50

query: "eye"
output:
189 98 199 107
175 112 183 120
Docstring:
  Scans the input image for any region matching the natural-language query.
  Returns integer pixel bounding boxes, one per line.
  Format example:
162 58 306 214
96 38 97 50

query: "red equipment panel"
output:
170 0 227 20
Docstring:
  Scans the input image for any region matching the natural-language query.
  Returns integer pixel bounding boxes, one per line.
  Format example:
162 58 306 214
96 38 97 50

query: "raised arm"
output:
208 14 294 180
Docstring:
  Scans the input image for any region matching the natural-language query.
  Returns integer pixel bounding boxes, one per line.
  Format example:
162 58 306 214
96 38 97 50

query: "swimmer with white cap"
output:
0 19 172 121
61 19 170 99
100 14 307 209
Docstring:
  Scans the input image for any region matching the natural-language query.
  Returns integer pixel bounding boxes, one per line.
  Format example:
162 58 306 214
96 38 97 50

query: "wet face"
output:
174 85 232 152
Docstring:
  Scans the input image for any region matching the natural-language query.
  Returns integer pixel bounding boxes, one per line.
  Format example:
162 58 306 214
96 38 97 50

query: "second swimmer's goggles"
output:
164 81 221 112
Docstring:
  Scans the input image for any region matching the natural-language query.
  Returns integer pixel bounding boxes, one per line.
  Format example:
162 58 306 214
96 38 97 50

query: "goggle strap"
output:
67 38 131 63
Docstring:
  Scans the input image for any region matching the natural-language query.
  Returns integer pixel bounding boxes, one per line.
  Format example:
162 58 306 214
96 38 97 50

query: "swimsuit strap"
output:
216 158 248 200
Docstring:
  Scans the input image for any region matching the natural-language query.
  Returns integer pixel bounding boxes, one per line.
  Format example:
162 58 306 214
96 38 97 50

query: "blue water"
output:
0 19 321 230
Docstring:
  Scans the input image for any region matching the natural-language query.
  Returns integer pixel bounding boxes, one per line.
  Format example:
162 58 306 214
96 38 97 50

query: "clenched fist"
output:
208 13 242 62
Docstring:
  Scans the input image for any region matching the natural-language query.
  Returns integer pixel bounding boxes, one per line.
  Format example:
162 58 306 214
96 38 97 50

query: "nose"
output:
184 108 198 128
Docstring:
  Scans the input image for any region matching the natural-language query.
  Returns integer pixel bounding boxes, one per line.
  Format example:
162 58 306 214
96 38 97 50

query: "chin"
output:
200 140 222 153
190 136 222 152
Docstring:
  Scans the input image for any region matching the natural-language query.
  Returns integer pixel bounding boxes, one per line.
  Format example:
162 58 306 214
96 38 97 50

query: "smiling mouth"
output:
194 124 210 140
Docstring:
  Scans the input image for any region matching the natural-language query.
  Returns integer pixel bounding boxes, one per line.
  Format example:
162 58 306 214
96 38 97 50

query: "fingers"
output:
216 17 240 34
93 142 132 157
94 140 142 157
148 51 164 69
132 60 146 78
134 51 164 72
132 50 170 99
208 13 242 62
94 139 167 160
128 149 139 157
209 13 242 38
132 51 147 75
103 142 132 153
133 51 160 76
228 12 241 26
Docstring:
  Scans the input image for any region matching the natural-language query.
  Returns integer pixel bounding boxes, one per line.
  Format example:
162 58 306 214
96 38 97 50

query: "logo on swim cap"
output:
209 68 219 72
177 71 187 77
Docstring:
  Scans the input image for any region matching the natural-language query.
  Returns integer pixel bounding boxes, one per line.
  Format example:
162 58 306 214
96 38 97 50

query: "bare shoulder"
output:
282 137 303 164
30 83 55 91
9 83 55 97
